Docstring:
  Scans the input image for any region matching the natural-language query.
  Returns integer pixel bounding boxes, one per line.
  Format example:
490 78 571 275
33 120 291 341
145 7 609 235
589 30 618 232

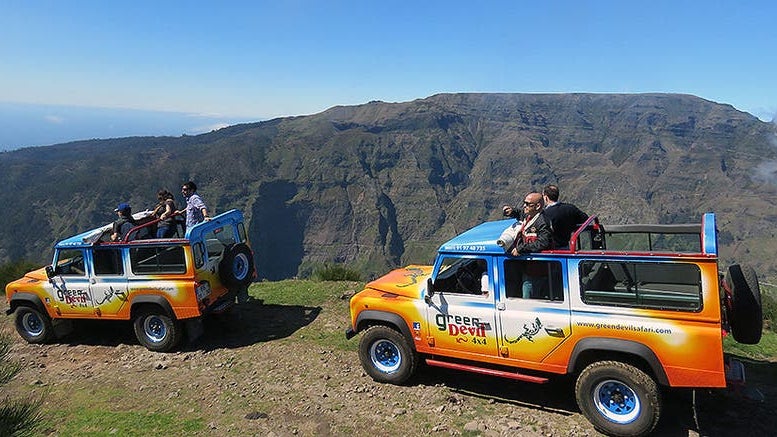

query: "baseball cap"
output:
114 202 131 212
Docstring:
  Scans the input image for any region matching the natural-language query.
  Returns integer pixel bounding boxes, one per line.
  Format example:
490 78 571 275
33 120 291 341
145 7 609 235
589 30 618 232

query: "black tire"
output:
726 264 763 344
14 305 53 344
133 308 181 352
219 243 255 288
358 325 418 384
575 361 661 437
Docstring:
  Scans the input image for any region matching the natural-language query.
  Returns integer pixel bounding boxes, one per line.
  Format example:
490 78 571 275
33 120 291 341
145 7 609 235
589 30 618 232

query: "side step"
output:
425 358 549 384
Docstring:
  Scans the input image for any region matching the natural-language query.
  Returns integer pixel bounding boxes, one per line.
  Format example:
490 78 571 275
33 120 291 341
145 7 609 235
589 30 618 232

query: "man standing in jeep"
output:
542 184 588 249
177 181 210 229
503 192 552 255
111 202 136 241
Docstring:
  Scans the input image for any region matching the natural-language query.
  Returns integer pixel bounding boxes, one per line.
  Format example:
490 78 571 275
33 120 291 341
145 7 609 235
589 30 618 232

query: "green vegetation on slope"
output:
1 94 775 281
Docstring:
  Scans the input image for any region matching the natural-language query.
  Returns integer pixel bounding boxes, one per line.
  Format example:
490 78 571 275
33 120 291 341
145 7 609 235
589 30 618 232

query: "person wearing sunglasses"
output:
175 181 210 229
502 192 553 298
506 192 552 256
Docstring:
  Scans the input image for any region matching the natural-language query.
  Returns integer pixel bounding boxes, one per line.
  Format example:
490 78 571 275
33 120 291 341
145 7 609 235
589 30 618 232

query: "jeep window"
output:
237 222 247 243
55 249 86 276
203 225 237 259
93 248 124 276
130 246 186 275
193 242 205 269
434 257 488 295
504 260 564 301
579 261 701 310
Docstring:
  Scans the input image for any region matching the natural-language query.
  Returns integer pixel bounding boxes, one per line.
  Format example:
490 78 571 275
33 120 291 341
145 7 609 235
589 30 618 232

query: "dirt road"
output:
2 294 775 436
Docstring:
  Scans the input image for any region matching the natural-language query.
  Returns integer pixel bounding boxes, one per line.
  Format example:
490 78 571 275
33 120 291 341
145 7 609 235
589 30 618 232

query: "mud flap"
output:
725 357 765 401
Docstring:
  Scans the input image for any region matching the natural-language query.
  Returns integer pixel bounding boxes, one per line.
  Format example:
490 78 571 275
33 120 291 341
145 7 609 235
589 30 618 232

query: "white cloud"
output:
44 115 65 124
754 131 777 186
188 123 230 134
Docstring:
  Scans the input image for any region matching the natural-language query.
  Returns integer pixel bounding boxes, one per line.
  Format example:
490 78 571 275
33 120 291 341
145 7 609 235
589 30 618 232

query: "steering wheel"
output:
455 268 477 293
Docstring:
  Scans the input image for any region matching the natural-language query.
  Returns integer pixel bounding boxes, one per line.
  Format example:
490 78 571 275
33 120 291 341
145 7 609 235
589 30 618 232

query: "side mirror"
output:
425 277 435 303
45 265 56 279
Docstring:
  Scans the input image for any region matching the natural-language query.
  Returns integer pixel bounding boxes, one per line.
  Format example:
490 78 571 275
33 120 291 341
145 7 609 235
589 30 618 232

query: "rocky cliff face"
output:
1 93 775 279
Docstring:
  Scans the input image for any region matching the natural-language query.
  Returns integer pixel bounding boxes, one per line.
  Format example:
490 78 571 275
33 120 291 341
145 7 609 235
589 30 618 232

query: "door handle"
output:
544 327 565 338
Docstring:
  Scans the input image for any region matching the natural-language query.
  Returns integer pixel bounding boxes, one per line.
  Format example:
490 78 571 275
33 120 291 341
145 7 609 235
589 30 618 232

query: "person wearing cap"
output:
111 202 137 241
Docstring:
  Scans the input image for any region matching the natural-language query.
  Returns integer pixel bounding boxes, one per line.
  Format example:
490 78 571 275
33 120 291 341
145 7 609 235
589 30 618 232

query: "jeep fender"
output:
353 310 414 344
7 292 47 316
567 337 669 386
130 295 175 319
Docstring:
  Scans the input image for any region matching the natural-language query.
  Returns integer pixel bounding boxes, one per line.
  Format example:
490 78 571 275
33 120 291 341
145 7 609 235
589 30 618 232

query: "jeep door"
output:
47 248 94 317
90 247 129 317
426 256 499 358
496 257 571 369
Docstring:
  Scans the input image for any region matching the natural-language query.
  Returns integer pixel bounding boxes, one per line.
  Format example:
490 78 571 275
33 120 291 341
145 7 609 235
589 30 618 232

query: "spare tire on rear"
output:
219 243 255 288
726 264 763 344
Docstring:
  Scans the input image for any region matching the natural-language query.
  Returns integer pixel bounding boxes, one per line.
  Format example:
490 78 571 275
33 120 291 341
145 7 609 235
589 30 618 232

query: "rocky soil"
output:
2 294 775 436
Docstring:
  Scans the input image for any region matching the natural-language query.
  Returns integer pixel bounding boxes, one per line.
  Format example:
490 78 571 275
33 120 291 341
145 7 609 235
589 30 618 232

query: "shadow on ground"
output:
410 355 777 436
415 365 580 417
44 300 321 351
195 300 321 350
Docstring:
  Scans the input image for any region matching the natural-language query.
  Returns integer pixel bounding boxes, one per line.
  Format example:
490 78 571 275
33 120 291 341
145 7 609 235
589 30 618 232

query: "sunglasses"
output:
523 201 537 206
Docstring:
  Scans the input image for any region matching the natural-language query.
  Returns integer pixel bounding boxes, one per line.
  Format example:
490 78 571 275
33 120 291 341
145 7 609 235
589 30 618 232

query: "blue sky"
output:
1 1 776 131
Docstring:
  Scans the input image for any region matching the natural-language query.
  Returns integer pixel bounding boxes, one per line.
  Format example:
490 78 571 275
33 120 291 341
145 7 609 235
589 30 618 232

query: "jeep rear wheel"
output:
726 264 763 344
358 325 417 384
575 361 660 437
14 306 53 344
133 309 181 352
219 243 255 288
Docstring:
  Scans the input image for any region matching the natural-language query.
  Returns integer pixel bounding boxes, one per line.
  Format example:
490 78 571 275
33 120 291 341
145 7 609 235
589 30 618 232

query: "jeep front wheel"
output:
133 309 181 352
575 361 660 437
15 306 53 344
358 325 417 384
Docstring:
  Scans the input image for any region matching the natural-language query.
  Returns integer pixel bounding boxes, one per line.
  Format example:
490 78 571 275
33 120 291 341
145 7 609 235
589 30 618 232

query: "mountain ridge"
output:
1 93 775 280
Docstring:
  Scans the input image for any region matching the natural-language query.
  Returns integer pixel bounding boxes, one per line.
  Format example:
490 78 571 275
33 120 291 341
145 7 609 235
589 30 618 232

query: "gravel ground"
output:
2 295 775 436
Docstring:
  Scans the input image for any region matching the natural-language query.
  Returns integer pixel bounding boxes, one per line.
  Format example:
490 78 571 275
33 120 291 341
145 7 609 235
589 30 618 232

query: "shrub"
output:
1 336 42 436
313 264 361 282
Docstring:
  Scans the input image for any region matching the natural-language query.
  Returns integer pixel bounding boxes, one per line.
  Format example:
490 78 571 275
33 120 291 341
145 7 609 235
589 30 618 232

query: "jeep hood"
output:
364 265 432 298
23 267 49 281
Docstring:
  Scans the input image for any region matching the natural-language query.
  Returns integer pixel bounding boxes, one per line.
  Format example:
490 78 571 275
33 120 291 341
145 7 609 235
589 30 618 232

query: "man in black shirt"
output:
542 184 588 250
